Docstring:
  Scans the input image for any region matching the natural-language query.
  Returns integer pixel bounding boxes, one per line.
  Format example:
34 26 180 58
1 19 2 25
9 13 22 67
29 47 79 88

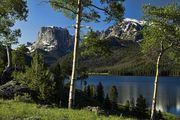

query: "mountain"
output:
101 18 144 42
58 18 179 76
27 26 74 64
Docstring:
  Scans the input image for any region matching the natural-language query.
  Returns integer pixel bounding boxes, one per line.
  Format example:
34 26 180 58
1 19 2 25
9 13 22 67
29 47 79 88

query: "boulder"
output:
0 80 32 99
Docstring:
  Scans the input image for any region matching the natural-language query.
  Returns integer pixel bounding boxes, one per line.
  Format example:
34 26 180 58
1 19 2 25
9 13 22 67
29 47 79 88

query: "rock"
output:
27 26 74 64
0 80 32 99
101 18 144 42
85 106 106 115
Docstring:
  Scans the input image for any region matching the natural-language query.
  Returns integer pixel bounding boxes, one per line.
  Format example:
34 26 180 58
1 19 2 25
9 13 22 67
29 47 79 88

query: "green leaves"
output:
49 0 124 23
80 31 111 57
0 0 28 46
141 3 180 56
14 52 55 100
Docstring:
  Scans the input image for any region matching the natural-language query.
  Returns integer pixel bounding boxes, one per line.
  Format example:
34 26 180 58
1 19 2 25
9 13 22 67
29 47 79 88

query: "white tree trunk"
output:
68 0 82 109
150 52 162 120
6 45 12 68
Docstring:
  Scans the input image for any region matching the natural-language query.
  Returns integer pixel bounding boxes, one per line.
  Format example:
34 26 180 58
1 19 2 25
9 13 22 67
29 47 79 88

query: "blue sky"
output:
13 0 177 45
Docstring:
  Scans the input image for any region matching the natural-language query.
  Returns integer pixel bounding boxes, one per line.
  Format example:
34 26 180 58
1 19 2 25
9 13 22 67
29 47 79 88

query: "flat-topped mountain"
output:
27 26 74 64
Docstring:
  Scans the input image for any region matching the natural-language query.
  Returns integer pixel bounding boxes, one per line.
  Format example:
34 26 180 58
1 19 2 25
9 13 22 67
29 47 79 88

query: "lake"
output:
76 75 180 116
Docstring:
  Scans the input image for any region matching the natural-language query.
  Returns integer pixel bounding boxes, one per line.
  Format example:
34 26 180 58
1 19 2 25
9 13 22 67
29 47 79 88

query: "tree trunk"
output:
1 45 12 84
6 45 12 68
68 0 82 109
150 52 162 120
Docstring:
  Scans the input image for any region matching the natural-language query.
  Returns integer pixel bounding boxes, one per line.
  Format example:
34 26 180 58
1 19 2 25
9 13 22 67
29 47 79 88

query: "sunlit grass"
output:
0 99 134 120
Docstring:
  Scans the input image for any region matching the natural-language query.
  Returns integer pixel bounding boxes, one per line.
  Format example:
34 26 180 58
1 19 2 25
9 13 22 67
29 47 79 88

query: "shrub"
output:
14 93 33 103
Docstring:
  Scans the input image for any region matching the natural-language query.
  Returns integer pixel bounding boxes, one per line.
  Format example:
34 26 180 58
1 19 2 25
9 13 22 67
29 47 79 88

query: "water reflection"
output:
76 76 180 115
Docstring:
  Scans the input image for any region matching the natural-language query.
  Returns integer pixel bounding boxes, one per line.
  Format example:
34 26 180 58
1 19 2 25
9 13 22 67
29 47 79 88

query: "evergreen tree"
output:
109 85 118 109
12 44 29 71
90 85 96 98
49 0 125 108
14 52 55 101
96 82 104 105
50 63 64 103
135 95 147 119
103 94 111 110
86 85 91 97
141 3 180 119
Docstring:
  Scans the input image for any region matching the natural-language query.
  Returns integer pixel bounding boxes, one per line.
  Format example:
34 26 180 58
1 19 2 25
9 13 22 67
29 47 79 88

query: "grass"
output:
0 100 134 120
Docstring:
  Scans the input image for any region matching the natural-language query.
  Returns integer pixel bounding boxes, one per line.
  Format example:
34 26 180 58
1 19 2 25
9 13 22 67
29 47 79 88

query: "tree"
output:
80 31 111 57
135 95 147 119
0 0 28 83
103 94 111 110
109 85 118 109
14 52 55 101
12 44 29 71
90 84 96 98
50 63 64 103
96 82 104 105
0 44 5 76
141 4 180 120
49 0 125 108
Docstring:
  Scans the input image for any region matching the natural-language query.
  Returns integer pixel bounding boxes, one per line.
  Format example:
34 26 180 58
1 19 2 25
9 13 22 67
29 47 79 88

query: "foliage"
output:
14 93 33 103
0 0 28 45
0 44 5 74
103 94 111 110
135 95 148 119
50 62 65 103
80 31 111 57
109 85 118 109
86 85 91 97
109 85 118 103
12 44 29 71
141 3 180 58
49 0 124 23
90 85 96 98
96 82 104 105
14 52 55 101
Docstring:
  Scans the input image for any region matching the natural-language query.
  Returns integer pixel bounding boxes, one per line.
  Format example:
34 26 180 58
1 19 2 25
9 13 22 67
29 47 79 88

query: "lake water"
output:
76 75 180 116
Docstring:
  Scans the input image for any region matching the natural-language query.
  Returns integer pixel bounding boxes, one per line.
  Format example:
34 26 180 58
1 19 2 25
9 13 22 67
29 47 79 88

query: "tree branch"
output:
89 4 110 15
40 0 77 14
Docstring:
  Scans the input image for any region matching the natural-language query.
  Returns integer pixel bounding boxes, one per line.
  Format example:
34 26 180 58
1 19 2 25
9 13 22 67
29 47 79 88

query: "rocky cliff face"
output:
27 18 144 65
101 18 144 42
27 26 74 64
29 26 73 52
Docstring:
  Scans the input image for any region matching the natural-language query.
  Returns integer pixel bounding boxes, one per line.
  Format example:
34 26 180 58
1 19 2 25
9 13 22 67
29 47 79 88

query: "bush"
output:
14 93 33 103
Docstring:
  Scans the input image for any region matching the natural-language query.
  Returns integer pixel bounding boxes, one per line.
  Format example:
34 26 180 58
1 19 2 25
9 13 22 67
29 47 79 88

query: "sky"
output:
13 0 178 45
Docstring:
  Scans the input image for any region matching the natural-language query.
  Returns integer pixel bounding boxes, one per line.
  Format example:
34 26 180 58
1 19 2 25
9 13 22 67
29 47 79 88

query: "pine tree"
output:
48 0 125 108
50 63 64 103
12 44 29 71
90 85 96 98
86 85 91 97
14 52 55 101
135 95 147 119
96 82 104 105
109 85 118 109
103 94 111 110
